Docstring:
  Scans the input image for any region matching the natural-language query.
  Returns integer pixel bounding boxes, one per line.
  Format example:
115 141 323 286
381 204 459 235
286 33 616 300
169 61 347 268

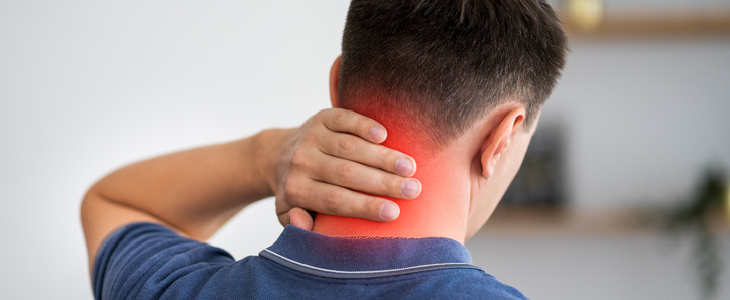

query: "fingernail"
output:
380 202 400 220
401 179 420 198
395 157 413 176
369 126 386 141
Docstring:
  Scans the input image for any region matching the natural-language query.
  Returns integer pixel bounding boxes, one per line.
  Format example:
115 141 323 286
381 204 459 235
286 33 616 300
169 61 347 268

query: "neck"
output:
313 112 471 243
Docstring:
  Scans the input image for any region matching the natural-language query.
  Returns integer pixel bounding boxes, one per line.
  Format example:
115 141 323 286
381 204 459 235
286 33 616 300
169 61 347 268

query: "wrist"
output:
251 128 292 197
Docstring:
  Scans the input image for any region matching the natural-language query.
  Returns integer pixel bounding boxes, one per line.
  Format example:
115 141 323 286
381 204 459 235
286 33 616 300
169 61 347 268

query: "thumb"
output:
285 207 315 231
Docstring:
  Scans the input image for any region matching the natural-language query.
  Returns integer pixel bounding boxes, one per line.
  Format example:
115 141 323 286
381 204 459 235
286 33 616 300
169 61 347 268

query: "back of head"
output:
338 0 567 149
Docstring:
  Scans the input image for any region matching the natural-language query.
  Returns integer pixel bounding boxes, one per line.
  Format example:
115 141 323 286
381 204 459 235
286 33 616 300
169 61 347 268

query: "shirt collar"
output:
259 225 479 279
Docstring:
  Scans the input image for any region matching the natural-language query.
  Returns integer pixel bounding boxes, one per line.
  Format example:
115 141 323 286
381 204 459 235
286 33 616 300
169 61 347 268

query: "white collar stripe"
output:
259 249 483 279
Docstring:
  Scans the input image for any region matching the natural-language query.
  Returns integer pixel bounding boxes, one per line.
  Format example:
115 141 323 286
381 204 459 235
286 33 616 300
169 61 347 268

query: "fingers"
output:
320 108 388 143
281 207 314 230
319 133 417 177
283 179 400 222
275 108 418 227
313 154 421 199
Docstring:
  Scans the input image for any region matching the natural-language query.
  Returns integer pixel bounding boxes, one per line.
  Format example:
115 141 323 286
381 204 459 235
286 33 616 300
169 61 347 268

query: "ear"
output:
480 107 526 178
329 55 342 108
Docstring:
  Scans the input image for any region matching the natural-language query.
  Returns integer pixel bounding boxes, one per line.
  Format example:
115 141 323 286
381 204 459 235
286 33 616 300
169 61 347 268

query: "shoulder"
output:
93 223 237 300
409 268 528 299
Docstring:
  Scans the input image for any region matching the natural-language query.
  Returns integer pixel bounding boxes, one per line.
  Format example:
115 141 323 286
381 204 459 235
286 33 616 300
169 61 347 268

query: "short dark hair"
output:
338 0 567 147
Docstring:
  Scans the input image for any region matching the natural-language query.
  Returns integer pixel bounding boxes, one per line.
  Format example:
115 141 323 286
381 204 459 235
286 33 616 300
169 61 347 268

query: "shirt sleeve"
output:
92 222 235 300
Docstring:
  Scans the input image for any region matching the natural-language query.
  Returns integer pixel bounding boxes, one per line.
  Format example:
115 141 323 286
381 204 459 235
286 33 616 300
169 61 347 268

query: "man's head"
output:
327 0 567 240
336 0 566 146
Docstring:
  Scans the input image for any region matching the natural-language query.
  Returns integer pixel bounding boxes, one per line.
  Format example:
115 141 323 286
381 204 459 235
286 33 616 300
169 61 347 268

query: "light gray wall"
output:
0 1 347 298
0 1 728 299
545 37 730 208
466 234 730 300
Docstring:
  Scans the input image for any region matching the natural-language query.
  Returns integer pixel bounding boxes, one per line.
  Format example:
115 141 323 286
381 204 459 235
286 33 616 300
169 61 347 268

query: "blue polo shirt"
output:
93 223 527 299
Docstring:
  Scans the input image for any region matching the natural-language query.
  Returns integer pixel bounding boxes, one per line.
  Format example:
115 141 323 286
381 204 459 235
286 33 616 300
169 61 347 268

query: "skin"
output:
314 56 539 243
80 108 421 275
81 55 537 278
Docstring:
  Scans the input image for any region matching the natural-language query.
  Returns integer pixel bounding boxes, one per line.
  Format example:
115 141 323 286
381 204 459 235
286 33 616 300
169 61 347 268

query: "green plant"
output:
665 168 727 300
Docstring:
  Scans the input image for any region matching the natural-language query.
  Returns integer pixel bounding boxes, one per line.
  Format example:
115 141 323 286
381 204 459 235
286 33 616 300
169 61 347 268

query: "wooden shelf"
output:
561 10 730 37
477 206 730 237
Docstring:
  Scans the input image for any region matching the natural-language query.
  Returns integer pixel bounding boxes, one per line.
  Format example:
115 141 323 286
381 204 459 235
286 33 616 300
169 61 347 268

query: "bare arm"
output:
81 135 269 246
80 108 420 273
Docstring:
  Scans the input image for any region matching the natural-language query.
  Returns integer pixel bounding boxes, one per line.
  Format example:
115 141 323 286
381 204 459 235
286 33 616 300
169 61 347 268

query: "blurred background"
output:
1 0 728 299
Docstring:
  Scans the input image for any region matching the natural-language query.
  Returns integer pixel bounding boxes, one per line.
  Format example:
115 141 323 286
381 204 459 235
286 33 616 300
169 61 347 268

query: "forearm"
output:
83 128 288 241
82 108 418 275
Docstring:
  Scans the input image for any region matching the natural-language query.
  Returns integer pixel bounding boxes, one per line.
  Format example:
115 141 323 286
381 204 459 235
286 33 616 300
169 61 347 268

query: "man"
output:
82 0 567 299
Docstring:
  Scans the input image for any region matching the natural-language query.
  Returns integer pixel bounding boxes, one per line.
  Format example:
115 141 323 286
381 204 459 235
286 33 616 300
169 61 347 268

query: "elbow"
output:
80 185 99 231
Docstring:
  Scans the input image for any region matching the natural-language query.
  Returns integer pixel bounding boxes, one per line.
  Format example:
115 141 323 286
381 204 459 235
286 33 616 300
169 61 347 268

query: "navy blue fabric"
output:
93 223 528 299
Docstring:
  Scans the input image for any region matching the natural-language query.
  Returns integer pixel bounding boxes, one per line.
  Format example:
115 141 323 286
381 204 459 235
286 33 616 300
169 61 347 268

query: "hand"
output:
265 108 421 230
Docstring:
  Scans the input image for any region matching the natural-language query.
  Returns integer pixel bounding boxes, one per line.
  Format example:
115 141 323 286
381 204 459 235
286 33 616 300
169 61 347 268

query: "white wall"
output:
0 1 348 298
0 1 728 299
545 37 730 208
467 234 730 300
